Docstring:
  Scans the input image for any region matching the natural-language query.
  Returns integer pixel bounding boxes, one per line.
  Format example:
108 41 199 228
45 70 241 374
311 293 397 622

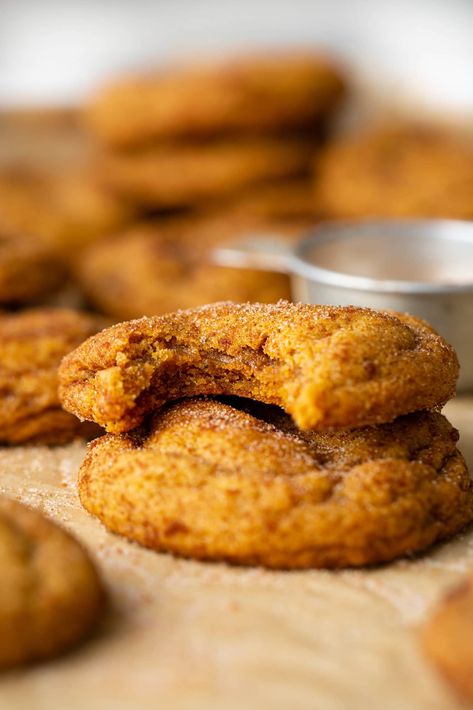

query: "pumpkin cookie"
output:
316 123 473 219
79 398 472 569
85 52 346 147
0 166 132 255
0 496 104 668
422 571 473 703
0 308 104 444
58 301 458 434
0 232 63 305
76 215 309 320
96 138 315 208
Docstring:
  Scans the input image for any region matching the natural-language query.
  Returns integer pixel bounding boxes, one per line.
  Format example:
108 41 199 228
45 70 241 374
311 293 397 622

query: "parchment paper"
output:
0 398 472 710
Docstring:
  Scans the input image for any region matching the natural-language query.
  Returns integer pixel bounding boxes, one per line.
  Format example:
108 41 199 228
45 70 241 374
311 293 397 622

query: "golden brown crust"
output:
0 232 63 305
76 215 310 319
315 123 473 219
85 52 346 147
95 138 316 208
0 496 105 668
79 399 473 569
0 308 105 444
422 573 473 703
58 301 459 434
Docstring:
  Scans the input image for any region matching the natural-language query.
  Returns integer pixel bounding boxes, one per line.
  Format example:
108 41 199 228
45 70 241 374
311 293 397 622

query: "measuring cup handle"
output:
211 235 294 274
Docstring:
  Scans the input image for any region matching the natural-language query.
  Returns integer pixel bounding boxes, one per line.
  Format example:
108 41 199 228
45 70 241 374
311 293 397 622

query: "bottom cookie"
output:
0 497 105 668
79 399 473 569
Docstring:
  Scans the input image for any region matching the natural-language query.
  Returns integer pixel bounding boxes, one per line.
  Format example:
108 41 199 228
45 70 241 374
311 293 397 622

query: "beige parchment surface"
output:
0 398 472 710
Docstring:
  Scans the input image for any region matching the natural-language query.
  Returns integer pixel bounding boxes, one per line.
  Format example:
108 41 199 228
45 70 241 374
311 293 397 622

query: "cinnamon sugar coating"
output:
422 572 473 703
0 496 105 667
0 309 105 444
85 52 346 148
79 398 473 569
58 301 458 434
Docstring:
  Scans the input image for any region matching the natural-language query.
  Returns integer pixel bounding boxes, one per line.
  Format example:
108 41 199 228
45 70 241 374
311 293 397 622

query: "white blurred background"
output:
0 0 472 113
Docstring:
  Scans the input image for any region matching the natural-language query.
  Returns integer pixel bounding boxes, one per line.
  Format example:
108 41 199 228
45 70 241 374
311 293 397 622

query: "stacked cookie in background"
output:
85 52 345 213
0 111 132 260
59 301 473 569
0 52 348 317
314 122 473 220
75 52 347 316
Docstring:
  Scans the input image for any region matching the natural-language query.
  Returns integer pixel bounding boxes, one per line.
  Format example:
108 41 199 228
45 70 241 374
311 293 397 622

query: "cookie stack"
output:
58 301 473 569
85 52 346 213
69 53 346 315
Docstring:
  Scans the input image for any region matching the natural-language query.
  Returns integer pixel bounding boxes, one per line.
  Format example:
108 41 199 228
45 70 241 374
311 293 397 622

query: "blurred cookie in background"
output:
223 178 319 222
0 107 84 170
315 123 473 219
0 231 64 305
0 108 134 259
422 571 473 705
94 137 317 210
0 496 105 668
85 51 347 148
0 166 133 256
75 214 310 319
0 308 104 445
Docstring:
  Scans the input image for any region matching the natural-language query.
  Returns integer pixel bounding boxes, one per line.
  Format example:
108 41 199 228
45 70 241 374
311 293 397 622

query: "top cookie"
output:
58 301 458 433
85 52 346 147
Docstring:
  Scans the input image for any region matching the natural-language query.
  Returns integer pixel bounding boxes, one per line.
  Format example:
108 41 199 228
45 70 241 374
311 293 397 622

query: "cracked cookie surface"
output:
0 496 104 668
79 398 473 569
59 301 458 434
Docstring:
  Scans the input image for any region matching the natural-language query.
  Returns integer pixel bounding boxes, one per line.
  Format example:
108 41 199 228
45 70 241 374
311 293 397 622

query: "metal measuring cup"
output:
213 219 473 391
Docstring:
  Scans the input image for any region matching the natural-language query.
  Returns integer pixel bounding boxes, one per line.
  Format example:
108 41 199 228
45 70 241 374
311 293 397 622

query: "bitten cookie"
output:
59 301 458 434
